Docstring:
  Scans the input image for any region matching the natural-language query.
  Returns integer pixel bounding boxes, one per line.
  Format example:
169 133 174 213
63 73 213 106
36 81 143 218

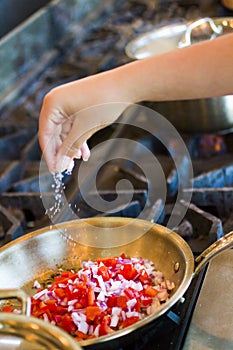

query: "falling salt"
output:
47 172 66 219
44 168 81 247
60 228 79 249
65 160 74 175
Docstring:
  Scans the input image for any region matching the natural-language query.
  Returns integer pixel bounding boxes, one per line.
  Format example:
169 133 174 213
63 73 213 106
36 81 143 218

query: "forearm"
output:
45 33 233 118
39 33 233 173
112 33 233 103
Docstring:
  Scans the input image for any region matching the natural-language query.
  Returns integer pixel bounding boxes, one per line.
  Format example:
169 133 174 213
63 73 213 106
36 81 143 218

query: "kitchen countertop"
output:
183 249 233 350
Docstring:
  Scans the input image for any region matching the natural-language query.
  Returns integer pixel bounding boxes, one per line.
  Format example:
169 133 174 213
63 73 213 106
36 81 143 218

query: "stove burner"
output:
0 162 23 193
187 134 227 158
184 159 233 218
0 204 23 245
0 1 232 349
197 134 227 158
170 200 223 253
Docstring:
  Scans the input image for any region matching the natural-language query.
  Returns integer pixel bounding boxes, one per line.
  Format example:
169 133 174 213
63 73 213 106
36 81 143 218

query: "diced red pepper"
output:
96 256 117 267
133 298 141 312
1 305 13 313
86 306 102 321
87 286 95 306
140 297 153 307
79 296 88 308
107 296 116 308
144 286 158 297
99 315 114 336
120 264 137 280
54 305 67 315
54 287 66 299
18 254 174 341
98 265 111 281
74 330 90 340
60 315 76 333
44 299 57 311
74 301 83 309
139 269 149 283
54 271 76 284
31 301 50 318
115 295 127 308
122 316 140 328
124 287 137 299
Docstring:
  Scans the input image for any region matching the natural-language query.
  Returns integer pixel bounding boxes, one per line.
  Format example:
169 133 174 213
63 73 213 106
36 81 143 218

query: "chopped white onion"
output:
43 313 49 322
109 280 122 292
78 320 89 334
95 275 106 294
125 311 141 318
96 301 107 311
31 254 175 339
128 280 143 291
94 324 100 337
97 291 105 301
110 314 119 327
68 299 78 306
33 280 41 289
33 289 48 300
71 312 86 327
112 307 122 316
127 298 137 310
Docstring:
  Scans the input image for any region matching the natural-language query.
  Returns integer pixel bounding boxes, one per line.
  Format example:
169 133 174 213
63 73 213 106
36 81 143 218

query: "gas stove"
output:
0 1 233 349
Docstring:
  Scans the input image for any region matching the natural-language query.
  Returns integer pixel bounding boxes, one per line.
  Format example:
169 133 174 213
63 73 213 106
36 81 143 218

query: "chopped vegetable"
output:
1 254 175 341
1 305 13 313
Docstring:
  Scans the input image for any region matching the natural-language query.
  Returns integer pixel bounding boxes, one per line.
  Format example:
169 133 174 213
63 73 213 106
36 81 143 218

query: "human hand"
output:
38 72 130 173
39 32 233 173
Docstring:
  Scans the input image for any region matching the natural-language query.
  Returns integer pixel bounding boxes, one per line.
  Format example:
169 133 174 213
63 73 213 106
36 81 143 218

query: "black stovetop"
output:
0 1 233 349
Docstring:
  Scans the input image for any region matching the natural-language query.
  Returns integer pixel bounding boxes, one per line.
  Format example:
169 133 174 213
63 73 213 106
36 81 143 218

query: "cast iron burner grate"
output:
0 1 232 349
0 0 231 249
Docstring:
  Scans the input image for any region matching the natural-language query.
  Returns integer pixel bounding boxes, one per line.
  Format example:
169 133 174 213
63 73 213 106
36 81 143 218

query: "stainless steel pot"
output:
0 217 232 347
126 17 233 133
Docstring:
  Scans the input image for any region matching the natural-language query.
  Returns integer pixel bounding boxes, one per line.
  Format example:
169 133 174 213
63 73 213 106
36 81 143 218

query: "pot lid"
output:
0 313 82 350
125 17 233 59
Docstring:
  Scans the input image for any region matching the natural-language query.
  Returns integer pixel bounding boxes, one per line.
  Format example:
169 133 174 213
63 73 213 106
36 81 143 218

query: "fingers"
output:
81 142 91 162
55 142 91 173
56 155 75 174
39 102 91 173
39 83 129 173
39 91 68 173
42 136 59 174
39 121 63 174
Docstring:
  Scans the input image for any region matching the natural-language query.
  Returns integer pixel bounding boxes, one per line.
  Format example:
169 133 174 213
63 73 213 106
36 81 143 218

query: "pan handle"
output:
178 17 223 48
194 231 233 276
0 289 31 316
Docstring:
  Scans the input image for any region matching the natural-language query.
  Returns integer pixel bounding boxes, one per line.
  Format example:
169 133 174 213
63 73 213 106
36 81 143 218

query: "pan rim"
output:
0 217 195 346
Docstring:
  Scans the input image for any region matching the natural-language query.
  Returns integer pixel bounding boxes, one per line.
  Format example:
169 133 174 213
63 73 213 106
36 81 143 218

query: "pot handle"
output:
0 289 31 316
178 17 223 48
194 231 233 276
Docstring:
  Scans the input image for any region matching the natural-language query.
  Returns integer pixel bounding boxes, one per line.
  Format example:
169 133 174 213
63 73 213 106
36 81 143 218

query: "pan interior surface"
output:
0 217 194 345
